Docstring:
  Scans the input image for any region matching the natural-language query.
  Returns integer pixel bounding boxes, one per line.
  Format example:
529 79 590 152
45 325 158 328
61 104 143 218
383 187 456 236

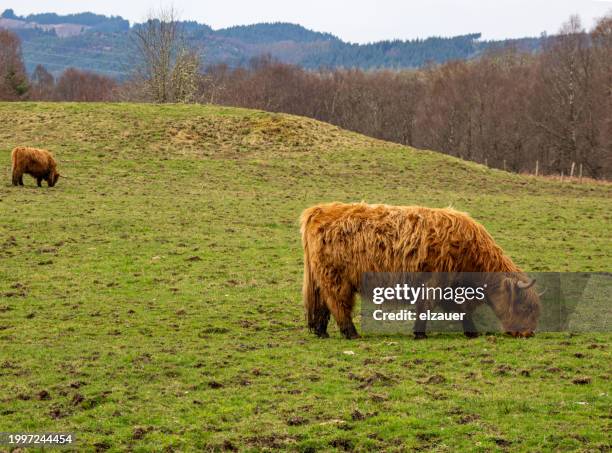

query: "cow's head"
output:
47 170 60 187
486 274 541 337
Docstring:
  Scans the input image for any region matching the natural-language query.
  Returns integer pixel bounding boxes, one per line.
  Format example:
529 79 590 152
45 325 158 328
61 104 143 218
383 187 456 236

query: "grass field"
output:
0 103 610 452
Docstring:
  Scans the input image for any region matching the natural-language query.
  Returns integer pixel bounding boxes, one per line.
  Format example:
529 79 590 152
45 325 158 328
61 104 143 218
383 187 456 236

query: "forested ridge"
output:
2 8 543 76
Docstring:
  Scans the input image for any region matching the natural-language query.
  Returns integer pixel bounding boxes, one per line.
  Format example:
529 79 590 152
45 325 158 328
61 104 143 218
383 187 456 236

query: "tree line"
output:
197 15 611 179
0 29 116 101
2 9 129 31
1 13 610 178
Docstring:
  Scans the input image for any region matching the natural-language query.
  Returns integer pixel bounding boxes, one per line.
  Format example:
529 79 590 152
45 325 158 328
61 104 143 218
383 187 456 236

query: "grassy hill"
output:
0 103 610 451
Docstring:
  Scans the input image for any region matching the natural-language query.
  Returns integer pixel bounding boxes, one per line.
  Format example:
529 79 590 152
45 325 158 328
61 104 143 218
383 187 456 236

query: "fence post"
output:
561 170 564 182
535 160 539 177
485 158 488 167
503 159 506 171
579 163 583 183
570 162 575 178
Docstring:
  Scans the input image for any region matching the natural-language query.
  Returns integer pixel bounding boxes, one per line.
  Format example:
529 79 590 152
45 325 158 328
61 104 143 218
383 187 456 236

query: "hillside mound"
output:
1 103 386 159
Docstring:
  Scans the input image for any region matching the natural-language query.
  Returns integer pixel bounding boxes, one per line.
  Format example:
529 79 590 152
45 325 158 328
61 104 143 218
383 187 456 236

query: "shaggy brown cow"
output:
301 202 541 339
11 147 60 187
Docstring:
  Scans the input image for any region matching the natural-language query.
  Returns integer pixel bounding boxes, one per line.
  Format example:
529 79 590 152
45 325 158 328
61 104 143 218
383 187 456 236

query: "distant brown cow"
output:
300 202 541 339
11 147 60 187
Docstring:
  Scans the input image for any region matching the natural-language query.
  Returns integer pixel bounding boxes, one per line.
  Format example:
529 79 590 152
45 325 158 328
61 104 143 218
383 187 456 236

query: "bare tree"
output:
54 68 117 101
30 65 55 100
172 49 201 103
131 6 200 103
0 29 28 100
530 17 591 173
590 14 612 176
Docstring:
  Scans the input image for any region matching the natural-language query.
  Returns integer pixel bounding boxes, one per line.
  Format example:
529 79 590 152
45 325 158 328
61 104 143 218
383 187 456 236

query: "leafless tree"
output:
0 29 28 100
530 17 589 173
30 65 55 100
589 14 612 176
54 68 117 101
172 49 201 103
130 6 200 103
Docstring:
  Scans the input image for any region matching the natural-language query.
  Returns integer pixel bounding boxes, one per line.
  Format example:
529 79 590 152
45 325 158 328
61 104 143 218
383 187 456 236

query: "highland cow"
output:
11 147 60 187
301 202 541 339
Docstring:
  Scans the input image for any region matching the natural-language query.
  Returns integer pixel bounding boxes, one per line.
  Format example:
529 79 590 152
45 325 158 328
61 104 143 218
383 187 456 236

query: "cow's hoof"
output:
507 331 534 338
340 324 360 339
414 332 427 340
342 331 361 340
464 332 479 339
316 332 330 339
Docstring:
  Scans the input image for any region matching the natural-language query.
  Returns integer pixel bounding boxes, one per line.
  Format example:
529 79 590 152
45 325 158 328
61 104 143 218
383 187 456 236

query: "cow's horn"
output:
537 288 547 297
517 278 536 289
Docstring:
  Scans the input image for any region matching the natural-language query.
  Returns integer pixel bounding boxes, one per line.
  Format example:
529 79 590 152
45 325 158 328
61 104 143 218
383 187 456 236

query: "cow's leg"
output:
313 307 330 338
310 287 331 338
12 170 20 186
333 307 359 339
18 174 24 186
462 313 479 338
444 301 479 338
413 301 428 339
325 286 359 339
36 177 42 187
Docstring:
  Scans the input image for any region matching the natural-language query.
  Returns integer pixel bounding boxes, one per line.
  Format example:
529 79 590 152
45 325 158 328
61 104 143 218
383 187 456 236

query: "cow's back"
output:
12 147 54 176
302 202 515 278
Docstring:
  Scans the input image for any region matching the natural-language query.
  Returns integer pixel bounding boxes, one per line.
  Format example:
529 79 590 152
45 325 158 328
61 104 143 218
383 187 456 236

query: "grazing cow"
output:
300 202 541 339
11 147 60 187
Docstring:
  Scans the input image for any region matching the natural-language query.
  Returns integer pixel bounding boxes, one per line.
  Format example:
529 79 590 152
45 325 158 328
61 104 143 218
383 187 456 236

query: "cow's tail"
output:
10 148 20 185
10 148 16 174
300 207 328 335
303 247 323 332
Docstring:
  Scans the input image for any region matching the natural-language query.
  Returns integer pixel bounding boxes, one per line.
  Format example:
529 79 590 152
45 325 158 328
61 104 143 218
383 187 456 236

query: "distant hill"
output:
0 8 543 78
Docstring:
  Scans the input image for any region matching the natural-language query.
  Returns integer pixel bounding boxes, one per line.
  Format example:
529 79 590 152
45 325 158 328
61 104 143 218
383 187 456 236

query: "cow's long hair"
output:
301 202 540 338
11 147 60 187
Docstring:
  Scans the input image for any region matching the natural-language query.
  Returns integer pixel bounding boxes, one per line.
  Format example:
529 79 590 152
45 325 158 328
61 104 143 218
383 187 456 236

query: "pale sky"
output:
1 0 610 43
